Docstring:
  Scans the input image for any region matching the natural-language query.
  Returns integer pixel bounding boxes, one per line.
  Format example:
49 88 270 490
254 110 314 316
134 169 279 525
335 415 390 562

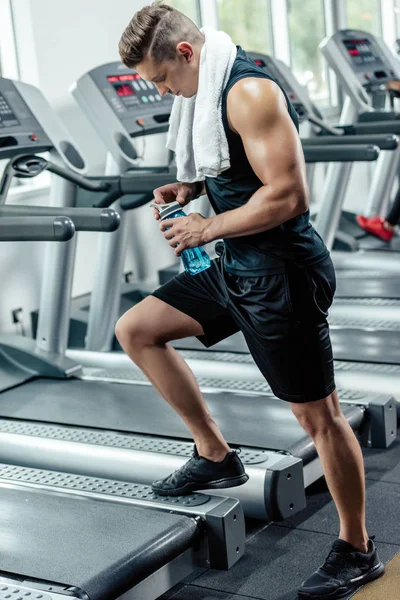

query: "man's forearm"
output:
204 185 307 243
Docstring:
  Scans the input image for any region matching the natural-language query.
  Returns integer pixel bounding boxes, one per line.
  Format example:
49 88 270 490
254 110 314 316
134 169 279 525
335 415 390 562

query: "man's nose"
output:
155 83 168 96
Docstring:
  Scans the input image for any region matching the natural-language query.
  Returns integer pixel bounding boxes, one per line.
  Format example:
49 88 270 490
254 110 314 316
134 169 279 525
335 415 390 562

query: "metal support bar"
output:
36 167 78 356
314 161 353 249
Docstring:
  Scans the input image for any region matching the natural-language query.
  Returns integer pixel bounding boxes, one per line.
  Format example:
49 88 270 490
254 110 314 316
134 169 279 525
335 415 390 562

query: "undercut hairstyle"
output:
119 2 203 69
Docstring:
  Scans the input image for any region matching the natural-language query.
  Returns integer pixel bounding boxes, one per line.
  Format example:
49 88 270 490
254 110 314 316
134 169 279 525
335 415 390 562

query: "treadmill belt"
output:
336 277 400 299
172 333 247 354
0 484 197 600
0 378 308 452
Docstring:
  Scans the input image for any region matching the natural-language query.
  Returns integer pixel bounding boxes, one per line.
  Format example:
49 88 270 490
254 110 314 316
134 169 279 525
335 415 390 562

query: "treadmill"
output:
320 29 400 272
0 77 394 526
0 214 245 600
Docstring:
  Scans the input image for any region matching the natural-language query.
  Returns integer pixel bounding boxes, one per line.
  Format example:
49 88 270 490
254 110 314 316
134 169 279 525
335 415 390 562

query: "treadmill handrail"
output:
303 144 379 163
119 168 177 195
357 110 400 122
0 205 120 232
342 122 400 135
0 216 75 241
302 134 398 151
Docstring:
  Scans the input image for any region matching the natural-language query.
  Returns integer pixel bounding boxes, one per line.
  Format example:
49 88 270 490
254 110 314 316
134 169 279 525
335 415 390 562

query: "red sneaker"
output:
356 215 394 242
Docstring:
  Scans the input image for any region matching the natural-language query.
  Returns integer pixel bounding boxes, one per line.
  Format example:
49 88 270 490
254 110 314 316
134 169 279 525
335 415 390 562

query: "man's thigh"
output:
151 259 240 347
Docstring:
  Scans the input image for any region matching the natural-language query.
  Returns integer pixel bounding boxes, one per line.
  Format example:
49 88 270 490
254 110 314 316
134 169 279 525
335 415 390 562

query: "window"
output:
288 0 331 107
216 0 273 55
395 0 400 41
346 0 382 36
163 0 201 25
0 0 18 79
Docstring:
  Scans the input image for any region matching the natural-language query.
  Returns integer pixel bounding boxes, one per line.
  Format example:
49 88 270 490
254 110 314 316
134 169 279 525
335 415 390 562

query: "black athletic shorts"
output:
152 250 337 403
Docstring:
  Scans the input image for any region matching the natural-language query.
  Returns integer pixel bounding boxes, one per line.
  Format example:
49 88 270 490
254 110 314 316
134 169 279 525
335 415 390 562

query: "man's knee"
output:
115 301 161 349
291 393 341 438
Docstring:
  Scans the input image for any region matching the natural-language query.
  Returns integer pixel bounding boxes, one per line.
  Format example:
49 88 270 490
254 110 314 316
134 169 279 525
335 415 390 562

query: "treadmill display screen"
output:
114 83 135 97
107 74 143 108
343 39 379 66
0 92 20 128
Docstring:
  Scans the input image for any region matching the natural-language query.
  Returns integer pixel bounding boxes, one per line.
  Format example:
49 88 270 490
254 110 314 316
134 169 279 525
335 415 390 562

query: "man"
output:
117 4 384 598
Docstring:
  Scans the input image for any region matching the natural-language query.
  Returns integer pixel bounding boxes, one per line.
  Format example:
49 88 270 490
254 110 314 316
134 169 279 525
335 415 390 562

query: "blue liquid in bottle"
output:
152 201 211 276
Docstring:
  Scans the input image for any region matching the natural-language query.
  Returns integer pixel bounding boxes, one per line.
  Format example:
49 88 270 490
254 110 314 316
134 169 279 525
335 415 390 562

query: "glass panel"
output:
216 0 272 54
346 0 381 36
395 0 400 44
288 0 331 107
163 0 201 25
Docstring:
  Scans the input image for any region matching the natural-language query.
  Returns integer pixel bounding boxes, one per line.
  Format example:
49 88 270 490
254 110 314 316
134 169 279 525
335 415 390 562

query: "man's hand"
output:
387 80 400 93
152 182 200 220
160 212 210 256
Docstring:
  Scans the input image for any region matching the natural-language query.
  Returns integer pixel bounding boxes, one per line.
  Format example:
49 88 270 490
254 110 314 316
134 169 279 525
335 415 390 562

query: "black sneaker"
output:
298 538 385 599
151 446 249 496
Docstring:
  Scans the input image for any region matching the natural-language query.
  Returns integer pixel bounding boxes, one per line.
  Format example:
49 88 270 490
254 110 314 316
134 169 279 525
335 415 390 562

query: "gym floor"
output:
160 422 400 600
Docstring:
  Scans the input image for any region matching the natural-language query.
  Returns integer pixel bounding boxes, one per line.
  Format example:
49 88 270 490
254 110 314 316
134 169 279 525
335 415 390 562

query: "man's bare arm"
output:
204 77 309 242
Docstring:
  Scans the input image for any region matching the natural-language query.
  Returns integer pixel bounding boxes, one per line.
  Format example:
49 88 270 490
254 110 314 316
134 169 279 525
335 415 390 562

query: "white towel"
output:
166 27 237 183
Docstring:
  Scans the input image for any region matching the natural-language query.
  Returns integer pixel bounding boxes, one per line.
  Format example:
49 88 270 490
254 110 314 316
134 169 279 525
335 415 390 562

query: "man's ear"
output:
176 41 194 62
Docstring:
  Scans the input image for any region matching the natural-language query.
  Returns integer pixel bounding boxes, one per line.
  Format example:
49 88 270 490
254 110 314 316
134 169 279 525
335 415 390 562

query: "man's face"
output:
136 42 200 98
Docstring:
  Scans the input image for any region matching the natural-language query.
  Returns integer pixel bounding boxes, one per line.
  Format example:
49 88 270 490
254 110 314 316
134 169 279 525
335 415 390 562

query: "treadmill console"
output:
0 78 53 158
88 62 174 137
246 52 309 122
325 30 399 92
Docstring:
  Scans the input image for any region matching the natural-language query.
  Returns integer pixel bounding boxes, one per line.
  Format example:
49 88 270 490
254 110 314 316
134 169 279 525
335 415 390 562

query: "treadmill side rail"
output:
205 497 245 569
264 455 306 521
0 578 82 600
364 394 397 449
339 393 397 448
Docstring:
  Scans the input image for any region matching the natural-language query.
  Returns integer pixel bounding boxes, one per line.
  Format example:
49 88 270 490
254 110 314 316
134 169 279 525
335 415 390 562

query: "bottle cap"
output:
150 200 184 220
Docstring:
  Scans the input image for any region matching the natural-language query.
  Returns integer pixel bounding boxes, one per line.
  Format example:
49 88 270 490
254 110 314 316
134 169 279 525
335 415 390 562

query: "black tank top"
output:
204 46 329 275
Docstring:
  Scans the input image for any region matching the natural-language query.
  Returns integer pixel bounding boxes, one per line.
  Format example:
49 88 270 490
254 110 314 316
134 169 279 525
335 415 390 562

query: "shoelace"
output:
166 455 197 481
322 548 351 575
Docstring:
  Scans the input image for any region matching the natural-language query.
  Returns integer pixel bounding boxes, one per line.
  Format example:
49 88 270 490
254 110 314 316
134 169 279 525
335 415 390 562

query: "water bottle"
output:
151 200 211 276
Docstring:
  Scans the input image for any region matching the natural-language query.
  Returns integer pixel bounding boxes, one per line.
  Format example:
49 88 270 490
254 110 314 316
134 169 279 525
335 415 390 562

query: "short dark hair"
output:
119 2 203 69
